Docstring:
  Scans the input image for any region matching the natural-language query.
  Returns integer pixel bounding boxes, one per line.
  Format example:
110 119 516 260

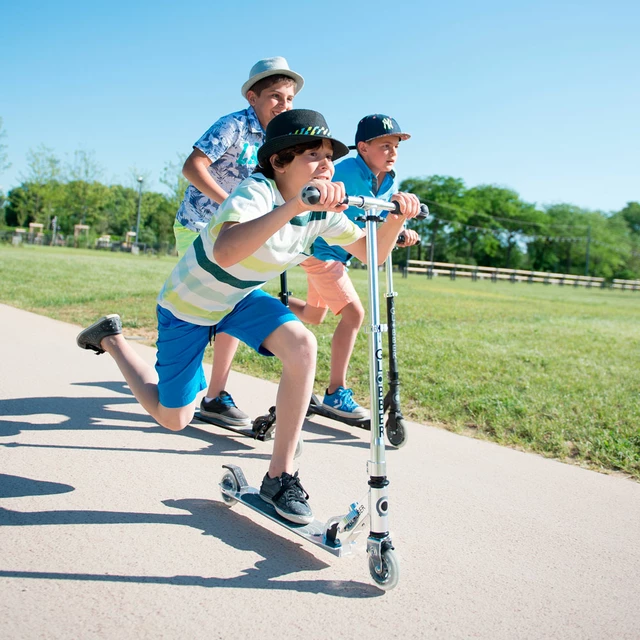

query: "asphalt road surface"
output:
1 303 639 639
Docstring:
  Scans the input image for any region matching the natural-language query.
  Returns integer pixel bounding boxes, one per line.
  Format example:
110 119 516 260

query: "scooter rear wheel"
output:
252 415 276 440
220 472 238 506
386 415 408 448
369 548 400 591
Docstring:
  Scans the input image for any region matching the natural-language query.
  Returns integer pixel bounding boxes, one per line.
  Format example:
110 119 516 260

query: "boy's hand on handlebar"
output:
297 179 348 213
390 192 421 220
396 229 420 247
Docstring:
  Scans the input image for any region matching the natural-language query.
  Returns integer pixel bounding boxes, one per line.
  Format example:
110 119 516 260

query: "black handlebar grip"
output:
418 204 429 220
301 186 321 206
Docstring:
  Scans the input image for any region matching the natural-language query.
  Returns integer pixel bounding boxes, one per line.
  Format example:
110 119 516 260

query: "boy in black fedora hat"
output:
173 56 304 431
77 109 420 524
288 114 420 420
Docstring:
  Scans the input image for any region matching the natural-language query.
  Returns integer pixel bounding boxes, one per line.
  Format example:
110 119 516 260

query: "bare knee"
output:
339 301 365 328
156 406 194 432
281 325 317 370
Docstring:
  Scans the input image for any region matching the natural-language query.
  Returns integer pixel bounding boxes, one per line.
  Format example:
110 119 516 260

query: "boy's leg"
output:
200 333 250 427
299 259 369 418
77 309 209 432
101 333 194 431
287 296 327 325
216 290 315 524
174 221 249 426
328 299 365 393
261 321 317 476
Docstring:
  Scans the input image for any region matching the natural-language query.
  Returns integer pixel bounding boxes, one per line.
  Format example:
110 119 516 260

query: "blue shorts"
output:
156 289 299 409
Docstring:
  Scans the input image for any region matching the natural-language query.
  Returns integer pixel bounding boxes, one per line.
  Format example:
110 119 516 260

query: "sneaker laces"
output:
274 471 309 504
217 391 237 408
340 388 360 411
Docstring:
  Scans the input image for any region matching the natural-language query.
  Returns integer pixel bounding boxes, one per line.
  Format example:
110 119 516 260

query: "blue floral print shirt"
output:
175 106 265 231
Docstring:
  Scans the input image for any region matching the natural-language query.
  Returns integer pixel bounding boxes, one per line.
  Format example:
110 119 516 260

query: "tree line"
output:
0 135 638 279
400 176 639 280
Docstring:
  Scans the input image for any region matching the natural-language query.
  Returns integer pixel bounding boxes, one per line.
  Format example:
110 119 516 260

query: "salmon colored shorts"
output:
300 256 360 315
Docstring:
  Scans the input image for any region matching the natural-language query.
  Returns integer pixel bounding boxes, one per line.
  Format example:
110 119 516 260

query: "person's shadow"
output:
0 380 270 460
0 381 382 596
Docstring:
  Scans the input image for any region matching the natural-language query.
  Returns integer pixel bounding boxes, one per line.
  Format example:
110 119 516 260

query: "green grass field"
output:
2 244 639 479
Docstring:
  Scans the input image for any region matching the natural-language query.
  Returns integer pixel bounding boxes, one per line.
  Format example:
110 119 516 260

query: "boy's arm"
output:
214 180 347 268
182 148 229 204
182 114 242 204
342 192 420 265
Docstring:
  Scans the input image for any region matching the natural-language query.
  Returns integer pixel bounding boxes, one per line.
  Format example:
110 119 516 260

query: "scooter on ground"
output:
219 188 427 590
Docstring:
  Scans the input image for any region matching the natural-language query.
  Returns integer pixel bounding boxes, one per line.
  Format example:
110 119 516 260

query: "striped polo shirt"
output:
158 174 363 325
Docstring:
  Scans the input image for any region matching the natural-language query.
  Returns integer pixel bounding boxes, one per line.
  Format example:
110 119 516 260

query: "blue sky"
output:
1 0 638 212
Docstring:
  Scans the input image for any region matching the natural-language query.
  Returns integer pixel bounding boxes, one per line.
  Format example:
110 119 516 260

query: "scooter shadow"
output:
301 417 370 449
0 499 383 597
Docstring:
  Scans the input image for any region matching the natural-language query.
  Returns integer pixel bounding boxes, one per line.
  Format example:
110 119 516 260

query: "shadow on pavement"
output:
0 474 75 499
0 381 272 461
0 499 381 597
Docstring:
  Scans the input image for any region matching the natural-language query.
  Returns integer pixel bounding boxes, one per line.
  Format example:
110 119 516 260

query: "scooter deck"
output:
220 464 349 557
307 395 371 430
194 410 273 440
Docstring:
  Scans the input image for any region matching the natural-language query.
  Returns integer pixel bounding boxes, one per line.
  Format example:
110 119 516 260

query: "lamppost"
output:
135 176 143 244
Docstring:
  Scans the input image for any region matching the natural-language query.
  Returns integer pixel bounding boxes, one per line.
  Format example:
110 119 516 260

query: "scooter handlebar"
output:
301 186 429 219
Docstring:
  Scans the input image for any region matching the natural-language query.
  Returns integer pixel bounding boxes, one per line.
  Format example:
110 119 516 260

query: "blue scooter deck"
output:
220 465 349 557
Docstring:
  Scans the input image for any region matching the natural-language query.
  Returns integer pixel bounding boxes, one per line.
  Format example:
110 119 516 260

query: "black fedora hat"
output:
257 109 350 168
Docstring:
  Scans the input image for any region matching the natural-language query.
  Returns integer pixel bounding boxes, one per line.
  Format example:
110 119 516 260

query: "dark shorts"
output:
156 289 299 408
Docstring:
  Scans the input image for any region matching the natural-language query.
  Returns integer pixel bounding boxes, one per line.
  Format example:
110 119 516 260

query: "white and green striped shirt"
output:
158 174 362 325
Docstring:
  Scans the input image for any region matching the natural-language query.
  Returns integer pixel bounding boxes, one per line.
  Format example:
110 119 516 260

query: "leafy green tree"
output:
102 185 139 237
611 202 640 278
137 191 176 249
61 150 109 229
13 146 63 228
400 175 468 262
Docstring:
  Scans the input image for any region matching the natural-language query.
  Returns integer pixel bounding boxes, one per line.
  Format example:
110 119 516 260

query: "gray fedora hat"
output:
241 56 304 98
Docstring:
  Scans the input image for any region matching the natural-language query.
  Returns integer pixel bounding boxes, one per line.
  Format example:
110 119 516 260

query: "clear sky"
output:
1 0 638 212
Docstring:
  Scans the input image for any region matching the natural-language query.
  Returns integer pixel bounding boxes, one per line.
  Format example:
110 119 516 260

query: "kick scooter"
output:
219 188 422 590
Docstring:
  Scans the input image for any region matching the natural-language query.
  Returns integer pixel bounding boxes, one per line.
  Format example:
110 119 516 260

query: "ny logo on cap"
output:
382 117 394 130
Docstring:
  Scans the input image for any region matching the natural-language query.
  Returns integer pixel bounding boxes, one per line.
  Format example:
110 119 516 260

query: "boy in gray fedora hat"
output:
173 56 303 429
77 109 420 524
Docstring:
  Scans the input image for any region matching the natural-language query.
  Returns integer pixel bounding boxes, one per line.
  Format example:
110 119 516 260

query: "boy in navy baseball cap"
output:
288 114 420 420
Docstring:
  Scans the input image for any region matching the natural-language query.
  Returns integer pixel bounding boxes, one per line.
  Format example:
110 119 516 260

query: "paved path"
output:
1 303 639 639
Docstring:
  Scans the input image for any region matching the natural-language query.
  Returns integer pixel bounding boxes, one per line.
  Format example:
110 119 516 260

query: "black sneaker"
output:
76 314 122 355
259 471 313 525
200 391 250 427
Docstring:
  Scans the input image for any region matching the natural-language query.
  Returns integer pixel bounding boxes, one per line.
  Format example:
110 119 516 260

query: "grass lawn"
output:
2 244 639 479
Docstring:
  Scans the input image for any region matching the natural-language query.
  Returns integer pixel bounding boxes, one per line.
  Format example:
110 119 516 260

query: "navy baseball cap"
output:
350 114 411 149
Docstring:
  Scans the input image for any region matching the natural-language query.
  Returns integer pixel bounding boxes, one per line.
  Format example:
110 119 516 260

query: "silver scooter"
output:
219 188 426 590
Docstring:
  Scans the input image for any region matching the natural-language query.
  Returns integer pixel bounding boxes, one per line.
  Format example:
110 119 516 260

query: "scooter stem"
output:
364 208 390 538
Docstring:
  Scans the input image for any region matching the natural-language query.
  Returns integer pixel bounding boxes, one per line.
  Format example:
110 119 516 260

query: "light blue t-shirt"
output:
175 107 265 232
311 154 397 263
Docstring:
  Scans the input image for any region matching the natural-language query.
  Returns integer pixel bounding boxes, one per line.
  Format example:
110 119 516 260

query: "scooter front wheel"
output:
386 415 408 448
369 547 400 591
